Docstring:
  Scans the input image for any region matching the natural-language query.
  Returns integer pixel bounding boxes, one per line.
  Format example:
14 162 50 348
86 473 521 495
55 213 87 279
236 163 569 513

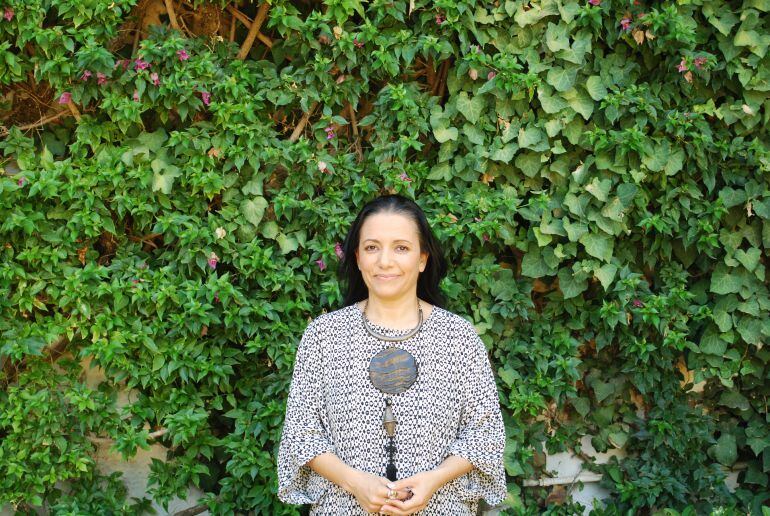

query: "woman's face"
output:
355 211 428 301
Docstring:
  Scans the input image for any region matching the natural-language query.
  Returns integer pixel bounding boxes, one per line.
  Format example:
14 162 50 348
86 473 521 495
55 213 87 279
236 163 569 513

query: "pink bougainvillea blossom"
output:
487 71 496 80
177 49 189 61
58 92 71 104
96 72 107 85
214 292 220 303
435 13 445 24
150 72 160 86
353 37 364 48
3 8 13 21
483 234 489 242
677 58 688 73
81 70 92 81
316 258 327 271
632 299 643 308
134 58 150 71
200 91 211 106
620 17 632 30
399 172 412 182
693 56 707 69
588 0 601 6
133 90 140 101
17 177 26 187
335 242 344 260
208 252 219 269
324 126 335 139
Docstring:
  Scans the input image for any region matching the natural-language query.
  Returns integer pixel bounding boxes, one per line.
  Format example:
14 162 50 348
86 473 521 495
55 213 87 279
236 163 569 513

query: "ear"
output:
419 252 428 272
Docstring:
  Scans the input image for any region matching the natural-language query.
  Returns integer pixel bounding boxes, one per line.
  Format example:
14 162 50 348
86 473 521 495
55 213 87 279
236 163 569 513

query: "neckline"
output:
352 301 437 336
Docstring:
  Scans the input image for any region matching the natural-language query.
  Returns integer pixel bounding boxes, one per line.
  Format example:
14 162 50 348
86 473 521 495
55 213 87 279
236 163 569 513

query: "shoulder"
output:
433 308 488 359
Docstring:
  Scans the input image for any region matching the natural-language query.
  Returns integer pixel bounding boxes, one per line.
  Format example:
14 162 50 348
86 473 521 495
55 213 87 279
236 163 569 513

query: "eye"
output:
397 245 409 252
365 245 377 251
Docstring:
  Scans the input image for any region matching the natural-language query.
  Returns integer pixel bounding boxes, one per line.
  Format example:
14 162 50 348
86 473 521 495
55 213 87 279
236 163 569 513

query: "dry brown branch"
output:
65 100 81 122
289 101 318 143
0 109 69 137
164 0 180 29
227 5 273 48
236 2 270 60
433 59 451 99
228 11 236 41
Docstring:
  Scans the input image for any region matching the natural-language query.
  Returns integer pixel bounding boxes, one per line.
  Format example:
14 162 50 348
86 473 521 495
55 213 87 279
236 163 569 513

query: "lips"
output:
377 275 400 280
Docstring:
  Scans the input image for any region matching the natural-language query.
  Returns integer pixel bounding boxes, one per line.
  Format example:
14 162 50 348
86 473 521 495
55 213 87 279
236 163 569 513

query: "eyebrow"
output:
362 239 413 244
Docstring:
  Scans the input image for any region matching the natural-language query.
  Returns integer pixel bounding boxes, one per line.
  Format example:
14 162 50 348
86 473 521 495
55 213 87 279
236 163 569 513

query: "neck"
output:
361 295 423 330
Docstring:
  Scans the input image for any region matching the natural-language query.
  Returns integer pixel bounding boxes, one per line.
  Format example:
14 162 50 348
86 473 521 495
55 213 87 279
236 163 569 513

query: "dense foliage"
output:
1 0 768 514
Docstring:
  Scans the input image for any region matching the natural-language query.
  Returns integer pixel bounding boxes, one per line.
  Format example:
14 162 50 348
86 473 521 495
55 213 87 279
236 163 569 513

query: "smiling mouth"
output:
377 275 400 279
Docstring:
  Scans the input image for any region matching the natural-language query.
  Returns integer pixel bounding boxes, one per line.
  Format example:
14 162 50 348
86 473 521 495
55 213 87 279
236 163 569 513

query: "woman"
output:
277 195 507 515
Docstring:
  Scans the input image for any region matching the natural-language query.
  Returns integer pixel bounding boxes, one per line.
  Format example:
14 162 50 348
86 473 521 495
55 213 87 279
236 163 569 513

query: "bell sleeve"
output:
277 317 336 505
445 321 507 507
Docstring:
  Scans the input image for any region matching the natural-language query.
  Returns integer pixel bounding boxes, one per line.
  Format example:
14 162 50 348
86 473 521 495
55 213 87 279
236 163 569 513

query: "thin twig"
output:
0 109 69 137
228 10 236 41
164 0 180 29
236 2 269 60
348 102 363 162
289 101 318 143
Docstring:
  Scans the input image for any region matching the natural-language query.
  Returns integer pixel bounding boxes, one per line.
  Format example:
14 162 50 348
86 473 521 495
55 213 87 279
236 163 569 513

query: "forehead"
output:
359 212 419 242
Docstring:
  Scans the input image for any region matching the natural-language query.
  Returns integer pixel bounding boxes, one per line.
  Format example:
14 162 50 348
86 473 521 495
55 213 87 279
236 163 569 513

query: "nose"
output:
378 248 392 267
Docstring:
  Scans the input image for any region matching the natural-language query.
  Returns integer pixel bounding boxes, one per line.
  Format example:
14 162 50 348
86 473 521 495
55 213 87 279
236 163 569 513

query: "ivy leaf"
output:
595 263 618 290
711 433 738 466
433 126 459 143
735 248 761 271
456 92 485 124
546 66 577 92
580 232 614 262
241 196 268 227
545 22 570 52
586 76 608 101
711 264 743 294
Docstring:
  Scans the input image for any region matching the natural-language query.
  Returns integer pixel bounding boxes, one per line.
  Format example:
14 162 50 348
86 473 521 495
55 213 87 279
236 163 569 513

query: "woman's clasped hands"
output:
378 471 443 515
350 470 441 515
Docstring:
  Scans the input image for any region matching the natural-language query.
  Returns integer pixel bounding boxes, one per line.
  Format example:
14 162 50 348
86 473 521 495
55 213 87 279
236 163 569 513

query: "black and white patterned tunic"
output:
277 303 507 515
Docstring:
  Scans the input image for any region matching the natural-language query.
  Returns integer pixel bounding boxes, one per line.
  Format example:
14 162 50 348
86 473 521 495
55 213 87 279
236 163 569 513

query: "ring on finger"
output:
387 488 397 499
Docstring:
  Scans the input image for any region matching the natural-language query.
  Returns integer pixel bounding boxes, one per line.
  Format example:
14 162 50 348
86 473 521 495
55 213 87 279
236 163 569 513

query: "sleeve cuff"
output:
277 442 336 505
446 446 507 506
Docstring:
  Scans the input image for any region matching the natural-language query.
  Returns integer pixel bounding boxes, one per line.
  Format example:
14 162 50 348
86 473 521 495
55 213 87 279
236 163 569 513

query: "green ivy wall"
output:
0 0 768 514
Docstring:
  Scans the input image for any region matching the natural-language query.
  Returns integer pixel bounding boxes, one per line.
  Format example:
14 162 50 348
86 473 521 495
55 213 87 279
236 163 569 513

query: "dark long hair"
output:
337 195 448 309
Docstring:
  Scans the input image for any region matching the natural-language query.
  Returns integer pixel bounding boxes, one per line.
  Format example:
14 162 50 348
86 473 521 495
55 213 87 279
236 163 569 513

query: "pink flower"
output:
588 0 600 5
200 91 211 106
208 252 219 269
353 37 364 48
677 58 688 73
335 242 344 260
483 234 489 242
133 90 140 101
214 292 220 303
693 56 707 70
81 70 92 81
17 177 26 187
435 13 445 24
150 72 160 86
58 92 71 104
399 172 412 182
177 49 189 61
487 71 496 80
97 72 107 85
316 258 327 271
3 8 13 21
134 58 149 71
620 17 632 30
324 126 335 139
632 299 643 308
